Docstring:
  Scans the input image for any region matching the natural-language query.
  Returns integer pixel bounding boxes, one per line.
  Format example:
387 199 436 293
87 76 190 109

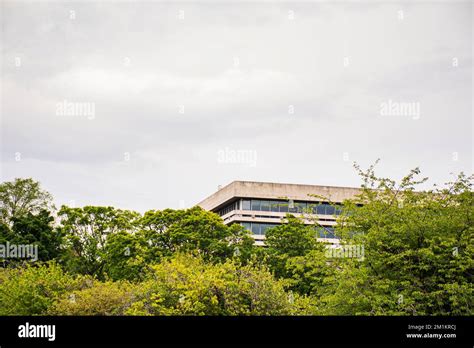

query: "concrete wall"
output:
197 180 361 211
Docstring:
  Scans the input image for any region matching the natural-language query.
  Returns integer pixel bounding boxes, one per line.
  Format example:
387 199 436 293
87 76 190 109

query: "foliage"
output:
138 207 255 262
264 216 333 296
321 164 474 315
58 206 141 278
0 178 54 226
126 254 313 316
0 168 472 316
49 280 138 315
0 262 88 315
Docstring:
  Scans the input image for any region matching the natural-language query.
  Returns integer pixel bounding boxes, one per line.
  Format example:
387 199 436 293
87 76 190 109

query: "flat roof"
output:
197 180 361 211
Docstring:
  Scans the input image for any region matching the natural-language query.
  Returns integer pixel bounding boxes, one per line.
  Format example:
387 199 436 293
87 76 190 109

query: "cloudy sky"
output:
1 1 472 212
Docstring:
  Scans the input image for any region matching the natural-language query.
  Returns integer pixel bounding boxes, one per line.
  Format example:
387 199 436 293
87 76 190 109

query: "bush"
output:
49 280 139 315
0 262 88 315
130 254 313 315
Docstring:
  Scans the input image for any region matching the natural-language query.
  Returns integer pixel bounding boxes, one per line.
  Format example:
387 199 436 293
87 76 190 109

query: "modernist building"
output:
198 181 361 246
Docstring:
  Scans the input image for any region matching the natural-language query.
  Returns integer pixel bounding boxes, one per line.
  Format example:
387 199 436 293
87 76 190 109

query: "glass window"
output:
295 202 307 213
251 200 261 211
251 223 259 235
288 200 297 213
241 222 251 231
261 200 270 212
242 199 251 210
335 205 343 215
326 205 335 215
317 204 327 215
270 201 280 212
279 202 288 212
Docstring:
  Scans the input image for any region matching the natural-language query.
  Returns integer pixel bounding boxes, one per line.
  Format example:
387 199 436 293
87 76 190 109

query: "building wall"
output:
197 181 361 246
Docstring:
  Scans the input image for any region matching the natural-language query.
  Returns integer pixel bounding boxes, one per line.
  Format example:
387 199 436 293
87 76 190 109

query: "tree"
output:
0 178 54 226
264 215 334 296
321 164 474 315
9 210 63 262
138 207 255 262
58 206 141 278
103 230 148 281
0 262 88 315
125 253 313 316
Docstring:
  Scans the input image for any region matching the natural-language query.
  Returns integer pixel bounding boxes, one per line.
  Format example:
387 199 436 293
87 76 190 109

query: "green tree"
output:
126 253 313 316
0 178 54 226
103 230 148 281
264 215 334 297
10 210 63 262
0 262 89 315
58 206 141 278
138 207 255 262
321 164 474 315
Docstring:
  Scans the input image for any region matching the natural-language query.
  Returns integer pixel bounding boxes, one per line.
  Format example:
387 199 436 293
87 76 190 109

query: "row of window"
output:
218 201 239 216
240 222 338 238
242 199 343 215
241 222 279 235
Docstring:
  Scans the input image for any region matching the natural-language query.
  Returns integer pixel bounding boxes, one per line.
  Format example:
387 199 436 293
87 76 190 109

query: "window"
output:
270 201 280 212
295 202 307 213
251 200 261 211
317 204 327 215
288 200 297 213
242 222 279 236
241 222 251 231
326 205 335 215
261 200 270 212
261 223 277 235
250 223 258 234
242 199 251 210
279 202 289 212
239 199 343 215
308 203 317 214
218 201 238 216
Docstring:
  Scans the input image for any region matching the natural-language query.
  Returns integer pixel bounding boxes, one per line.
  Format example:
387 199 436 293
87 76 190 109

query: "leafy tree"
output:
58 206 141 278
102 208 256 281
321 164 474 315
103 230 149 281
264 216 334 296
126 253 313 315
0 210 62 266
265 215 319 258
138 207 255 262
0 178 54 226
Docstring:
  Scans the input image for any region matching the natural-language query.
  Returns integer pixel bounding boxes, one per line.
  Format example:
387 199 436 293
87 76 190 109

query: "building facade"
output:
198 181 361 246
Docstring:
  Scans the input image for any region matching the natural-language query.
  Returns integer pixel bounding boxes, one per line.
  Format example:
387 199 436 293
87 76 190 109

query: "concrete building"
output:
198 181 361 246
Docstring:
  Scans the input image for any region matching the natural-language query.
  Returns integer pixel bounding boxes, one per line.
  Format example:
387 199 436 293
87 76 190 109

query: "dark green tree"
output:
58 206 141 278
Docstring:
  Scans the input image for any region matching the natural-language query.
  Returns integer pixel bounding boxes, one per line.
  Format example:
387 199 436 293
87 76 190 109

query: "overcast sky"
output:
1 1 472 212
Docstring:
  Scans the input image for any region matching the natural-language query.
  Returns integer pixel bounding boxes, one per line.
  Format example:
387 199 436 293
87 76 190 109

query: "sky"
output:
1 1 472 212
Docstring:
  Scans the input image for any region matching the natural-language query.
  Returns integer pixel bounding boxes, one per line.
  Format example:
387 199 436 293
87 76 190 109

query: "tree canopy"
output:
0 168 472 316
